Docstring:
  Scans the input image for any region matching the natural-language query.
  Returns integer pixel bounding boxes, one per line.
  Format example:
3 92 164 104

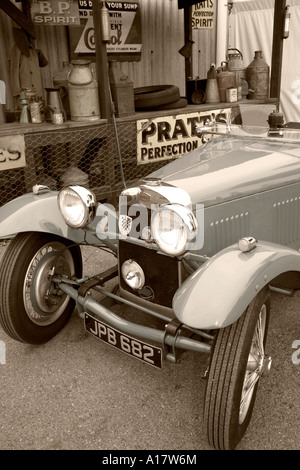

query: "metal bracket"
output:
164 318 184 363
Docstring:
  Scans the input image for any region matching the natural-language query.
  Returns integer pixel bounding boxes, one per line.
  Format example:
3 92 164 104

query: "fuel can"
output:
246 51 270 100
217 62 236 102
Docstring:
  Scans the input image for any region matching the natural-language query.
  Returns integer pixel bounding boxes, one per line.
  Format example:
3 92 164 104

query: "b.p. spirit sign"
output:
31 0 81 25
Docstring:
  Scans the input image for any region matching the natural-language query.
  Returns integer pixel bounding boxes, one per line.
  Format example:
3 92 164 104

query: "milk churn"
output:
68 60 100 122
217 62 236 102
205 64 220 104
246 51 270 100
53 62 72 119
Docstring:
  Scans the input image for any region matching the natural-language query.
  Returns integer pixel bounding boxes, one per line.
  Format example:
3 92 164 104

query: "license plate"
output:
84 313 163 369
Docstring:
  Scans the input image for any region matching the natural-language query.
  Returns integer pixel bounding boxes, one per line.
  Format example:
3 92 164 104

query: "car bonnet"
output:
148 136 300 207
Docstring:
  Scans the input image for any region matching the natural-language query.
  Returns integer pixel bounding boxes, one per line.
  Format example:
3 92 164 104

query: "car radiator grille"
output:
118 239 179 308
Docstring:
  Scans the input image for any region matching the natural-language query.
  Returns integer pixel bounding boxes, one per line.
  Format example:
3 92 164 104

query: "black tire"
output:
0 232 82 344
134 85 181 109
143 97 188 111
204 287 271 450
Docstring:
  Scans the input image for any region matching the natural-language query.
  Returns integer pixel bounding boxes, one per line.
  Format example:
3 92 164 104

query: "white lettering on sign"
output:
31 0 80 25
78 0 93 8
0 135 26 171
75 0 141 54
137 109 231 165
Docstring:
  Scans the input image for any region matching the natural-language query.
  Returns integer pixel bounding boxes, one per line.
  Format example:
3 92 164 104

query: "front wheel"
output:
204 288 271 450
0 232 82 344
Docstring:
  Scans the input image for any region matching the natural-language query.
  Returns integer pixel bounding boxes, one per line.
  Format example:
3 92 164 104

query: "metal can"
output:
30 101 42 123
38 98 46 122
226 87 238 103
246 51 270 100
227 49 246 86
52 113 64 124
217 62 236 103
68 60 100 122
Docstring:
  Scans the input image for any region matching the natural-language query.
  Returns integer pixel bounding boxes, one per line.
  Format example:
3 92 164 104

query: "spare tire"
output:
143 97 188 111
134 85 181 109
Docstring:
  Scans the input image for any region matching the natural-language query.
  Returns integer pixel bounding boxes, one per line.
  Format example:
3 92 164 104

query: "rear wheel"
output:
0 232 82 344
204 288 271 450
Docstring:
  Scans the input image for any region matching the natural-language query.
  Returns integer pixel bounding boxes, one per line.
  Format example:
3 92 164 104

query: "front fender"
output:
0 191 117 247
173 241 300 329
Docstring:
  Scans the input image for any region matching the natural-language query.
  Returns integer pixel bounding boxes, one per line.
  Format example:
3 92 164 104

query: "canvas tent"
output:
230 0 300 123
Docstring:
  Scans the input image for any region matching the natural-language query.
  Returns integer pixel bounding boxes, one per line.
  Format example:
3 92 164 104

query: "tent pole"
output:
270 0 287 106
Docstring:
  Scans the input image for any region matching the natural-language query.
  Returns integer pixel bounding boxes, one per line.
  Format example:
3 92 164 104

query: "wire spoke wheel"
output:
239 304 271 424
24 241 74 326
204 288 271 450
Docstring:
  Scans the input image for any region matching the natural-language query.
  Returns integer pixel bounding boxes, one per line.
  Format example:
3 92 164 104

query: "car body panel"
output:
0 191 117 248
173 240 300 329
200 180 300 256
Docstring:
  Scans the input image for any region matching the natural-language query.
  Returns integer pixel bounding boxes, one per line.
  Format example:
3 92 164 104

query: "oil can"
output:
246 51 270 100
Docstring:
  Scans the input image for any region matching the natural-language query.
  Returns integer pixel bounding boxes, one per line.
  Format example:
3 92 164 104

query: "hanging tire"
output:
134 85 181 109
0 232 82 344
204 287 271 450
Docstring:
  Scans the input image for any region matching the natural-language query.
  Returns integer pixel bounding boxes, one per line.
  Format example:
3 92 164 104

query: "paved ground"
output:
0 239 300 451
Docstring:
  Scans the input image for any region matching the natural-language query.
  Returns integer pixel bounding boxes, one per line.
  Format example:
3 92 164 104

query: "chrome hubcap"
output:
239 304 272 424
23 242 75 326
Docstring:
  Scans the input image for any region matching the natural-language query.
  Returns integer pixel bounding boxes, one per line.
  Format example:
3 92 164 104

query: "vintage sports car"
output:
0 122 299 450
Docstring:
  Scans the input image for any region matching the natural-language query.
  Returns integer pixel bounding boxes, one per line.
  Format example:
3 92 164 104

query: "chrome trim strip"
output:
121 181 192 208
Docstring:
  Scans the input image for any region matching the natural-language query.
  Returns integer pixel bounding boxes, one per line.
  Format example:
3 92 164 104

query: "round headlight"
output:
58 186 96 228
151 204 198 256
121 259 145 290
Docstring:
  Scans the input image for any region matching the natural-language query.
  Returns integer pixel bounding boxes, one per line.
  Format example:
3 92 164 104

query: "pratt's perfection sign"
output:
137 109 231 165
31 1 80 25
0 135 26 171
76 1 142 54
192 1 214 30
